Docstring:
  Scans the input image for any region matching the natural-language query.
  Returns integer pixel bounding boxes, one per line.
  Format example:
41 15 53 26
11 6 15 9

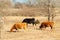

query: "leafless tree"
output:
51 0 55 21
40 0 55 21
14 2 22 8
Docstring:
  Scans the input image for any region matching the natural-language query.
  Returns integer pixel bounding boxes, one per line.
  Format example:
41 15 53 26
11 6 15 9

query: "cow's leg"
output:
15 26 19 32
32 22 35 26
15 27 18 30
33 23 34 26
23 26 26 30
27 24 28 26
26 24 28 27
10 25 15 32
10 28 14 32
50 25 53 29
44 25 48 29
42 24 46 30
44 26 46 29
34 23 36 26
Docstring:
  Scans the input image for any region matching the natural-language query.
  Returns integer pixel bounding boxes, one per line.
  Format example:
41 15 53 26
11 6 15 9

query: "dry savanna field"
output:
0 16 60 40
0 0 60 40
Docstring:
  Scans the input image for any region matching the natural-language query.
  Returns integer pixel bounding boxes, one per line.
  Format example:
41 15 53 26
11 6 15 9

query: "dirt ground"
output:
0 16 60 40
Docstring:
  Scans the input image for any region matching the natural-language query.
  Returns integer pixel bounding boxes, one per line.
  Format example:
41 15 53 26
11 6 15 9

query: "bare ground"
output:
0 16 60 40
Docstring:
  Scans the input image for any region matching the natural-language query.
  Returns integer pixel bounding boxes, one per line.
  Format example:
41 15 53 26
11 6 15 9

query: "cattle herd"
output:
10 18 54 32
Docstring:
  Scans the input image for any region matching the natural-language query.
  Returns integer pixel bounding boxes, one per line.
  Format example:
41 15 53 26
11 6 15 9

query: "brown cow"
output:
10 22 27 32
39 21 54 29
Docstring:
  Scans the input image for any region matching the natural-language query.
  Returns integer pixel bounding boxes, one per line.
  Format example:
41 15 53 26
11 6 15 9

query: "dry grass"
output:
0 16 60 40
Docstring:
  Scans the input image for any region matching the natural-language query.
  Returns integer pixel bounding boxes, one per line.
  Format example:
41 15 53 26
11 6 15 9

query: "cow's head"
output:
35 20 40 24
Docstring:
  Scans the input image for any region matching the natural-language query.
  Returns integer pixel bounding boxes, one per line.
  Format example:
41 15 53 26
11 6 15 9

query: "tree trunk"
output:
48 13 50 21
51 14 54 21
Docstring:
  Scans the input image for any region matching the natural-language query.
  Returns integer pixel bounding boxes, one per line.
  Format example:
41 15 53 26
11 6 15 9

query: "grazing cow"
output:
39 21 54 29
22 18 35 26
10 22 27 32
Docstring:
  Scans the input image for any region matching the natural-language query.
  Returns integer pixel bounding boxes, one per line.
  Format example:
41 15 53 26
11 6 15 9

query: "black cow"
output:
22 18 35 26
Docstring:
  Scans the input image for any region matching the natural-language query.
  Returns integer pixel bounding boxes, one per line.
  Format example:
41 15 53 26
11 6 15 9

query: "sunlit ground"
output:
0 16 60 40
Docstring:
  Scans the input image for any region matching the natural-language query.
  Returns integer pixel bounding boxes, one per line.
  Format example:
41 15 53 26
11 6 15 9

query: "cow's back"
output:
22 18 35 23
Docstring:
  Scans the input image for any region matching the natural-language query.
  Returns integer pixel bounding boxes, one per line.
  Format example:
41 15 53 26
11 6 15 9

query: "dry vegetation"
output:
0 0 60 40
0 16 60 40
0 0 60 16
